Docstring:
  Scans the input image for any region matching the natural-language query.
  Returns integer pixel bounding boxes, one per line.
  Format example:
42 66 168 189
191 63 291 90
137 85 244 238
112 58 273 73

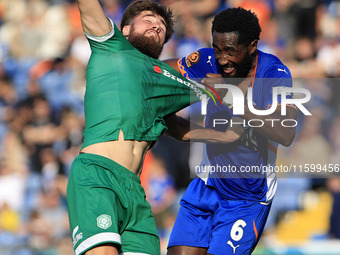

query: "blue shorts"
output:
168 178 271 255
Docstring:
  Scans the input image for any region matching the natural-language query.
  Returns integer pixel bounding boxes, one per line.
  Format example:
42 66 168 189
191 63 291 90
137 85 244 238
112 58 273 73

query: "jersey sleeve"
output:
177 49 218 80
84 18 135 53
261 64 295 109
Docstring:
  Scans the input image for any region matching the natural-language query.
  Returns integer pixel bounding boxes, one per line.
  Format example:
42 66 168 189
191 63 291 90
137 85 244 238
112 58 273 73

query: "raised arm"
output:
243 106 297 147
76 0 112 36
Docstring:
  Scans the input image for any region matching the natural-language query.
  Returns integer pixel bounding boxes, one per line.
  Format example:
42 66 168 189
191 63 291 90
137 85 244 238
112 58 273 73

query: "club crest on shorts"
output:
97 214 112 229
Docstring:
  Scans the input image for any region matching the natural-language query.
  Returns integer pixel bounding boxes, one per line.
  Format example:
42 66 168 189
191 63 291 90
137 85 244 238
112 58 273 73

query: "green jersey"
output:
81 19 205 149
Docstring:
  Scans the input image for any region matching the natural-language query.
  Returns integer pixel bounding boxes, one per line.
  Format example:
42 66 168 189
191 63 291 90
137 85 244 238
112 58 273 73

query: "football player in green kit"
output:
66 1 243 255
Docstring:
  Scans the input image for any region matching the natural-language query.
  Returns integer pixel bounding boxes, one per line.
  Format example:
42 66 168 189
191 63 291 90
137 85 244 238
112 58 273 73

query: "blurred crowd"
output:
0 0 339 254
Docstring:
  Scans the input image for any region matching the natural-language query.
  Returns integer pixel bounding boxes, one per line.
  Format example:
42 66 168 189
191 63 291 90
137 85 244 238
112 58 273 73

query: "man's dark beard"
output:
128 31 164 59
220 52 253 79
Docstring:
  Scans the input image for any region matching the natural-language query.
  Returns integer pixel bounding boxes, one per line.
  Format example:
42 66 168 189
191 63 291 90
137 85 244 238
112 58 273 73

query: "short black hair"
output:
212 7 261 46
121 0 174 43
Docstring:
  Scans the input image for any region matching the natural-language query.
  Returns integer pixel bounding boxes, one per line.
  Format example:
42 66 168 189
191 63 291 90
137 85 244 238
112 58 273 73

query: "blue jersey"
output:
178 48 293 203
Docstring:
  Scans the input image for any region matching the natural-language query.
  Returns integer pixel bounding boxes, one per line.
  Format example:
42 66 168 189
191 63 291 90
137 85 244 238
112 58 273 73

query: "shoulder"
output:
257 50 292 79
178 48 218 78
85 18 134 52
84 18 116 42
183 48 215 67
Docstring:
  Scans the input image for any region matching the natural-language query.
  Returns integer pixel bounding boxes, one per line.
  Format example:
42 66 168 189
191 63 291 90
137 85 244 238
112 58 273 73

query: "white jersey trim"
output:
75 232 121 255
264 139 278 203
84 18 115 42
197 143 210 183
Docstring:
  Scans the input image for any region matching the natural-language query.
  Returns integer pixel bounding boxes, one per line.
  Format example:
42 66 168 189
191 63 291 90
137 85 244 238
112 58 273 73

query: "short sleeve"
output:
261 65 293 109
177 48 218 80
85 18 135 52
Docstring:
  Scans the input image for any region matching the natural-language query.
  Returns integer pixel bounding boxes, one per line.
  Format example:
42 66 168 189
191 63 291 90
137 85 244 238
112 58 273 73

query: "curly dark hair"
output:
212 7 261 46
121 0 174 43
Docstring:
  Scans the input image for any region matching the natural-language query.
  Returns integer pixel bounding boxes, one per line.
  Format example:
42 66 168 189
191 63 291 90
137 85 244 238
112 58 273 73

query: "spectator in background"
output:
176 16 207 57
102 0 124 26
238 0 272 29
22 94 64 173
170 0 220 19
33 57 84 114
288 108 332 170
26 186 69 255
290 0 322 40
327 178 340 239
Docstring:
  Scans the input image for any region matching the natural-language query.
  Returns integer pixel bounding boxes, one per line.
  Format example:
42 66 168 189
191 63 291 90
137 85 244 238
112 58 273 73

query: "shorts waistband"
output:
77 152 141 183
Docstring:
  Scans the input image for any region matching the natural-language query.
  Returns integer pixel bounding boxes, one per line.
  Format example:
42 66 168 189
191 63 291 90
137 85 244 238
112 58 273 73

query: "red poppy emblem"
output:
154 66 162 73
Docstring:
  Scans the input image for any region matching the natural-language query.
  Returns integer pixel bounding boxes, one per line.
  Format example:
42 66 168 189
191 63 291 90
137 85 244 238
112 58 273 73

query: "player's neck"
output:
237 52 258 93
248 51 258 78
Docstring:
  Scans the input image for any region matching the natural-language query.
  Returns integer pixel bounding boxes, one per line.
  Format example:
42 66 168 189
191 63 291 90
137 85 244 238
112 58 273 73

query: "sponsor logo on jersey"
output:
97 214 112 229
161 68 222 108
72 226 83 247
207 55 213 66
277 68 288 74
185 51 200 67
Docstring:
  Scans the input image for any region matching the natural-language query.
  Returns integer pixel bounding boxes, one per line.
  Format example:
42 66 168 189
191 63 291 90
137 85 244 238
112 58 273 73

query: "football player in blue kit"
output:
165 7 298 255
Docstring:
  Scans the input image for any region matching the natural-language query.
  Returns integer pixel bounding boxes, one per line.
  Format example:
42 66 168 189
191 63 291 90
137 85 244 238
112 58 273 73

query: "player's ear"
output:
122 25 131 37
249 40 258 55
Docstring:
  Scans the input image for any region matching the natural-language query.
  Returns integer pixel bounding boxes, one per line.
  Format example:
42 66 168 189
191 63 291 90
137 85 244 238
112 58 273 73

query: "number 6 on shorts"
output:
230 219 247 241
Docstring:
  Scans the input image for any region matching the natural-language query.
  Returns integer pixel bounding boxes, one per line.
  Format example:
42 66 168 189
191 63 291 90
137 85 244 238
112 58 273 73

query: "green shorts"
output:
67 153 160 255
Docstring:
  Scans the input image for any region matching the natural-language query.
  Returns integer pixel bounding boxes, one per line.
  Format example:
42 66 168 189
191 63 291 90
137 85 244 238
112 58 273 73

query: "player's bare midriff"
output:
80 130 151 176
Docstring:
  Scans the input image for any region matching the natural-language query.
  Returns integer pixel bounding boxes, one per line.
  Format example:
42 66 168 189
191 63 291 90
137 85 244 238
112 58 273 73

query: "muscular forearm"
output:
165 114 244 143
243 106 297 146
186 127 242 143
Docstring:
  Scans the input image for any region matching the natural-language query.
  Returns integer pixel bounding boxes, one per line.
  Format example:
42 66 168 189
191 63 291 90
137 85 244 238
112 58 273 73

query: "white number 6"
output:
230 219 247 241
